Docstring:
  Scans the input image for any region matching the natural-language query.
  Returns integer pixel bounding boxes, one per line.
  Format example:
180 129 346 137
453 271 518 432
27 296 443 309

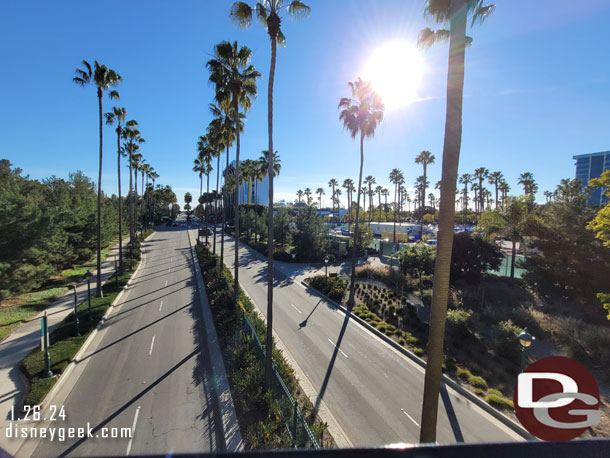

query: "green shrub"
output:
398 338 406 346
474 388 484 396
487 388 503 397
469 375 488 389
308 275 348 302
413 348 424 356
485 394 514 410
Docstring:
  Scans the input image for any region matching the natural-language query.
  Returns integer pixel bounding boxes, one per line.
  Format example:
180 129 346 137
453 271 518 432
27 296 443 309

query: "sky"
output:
1 0 610 208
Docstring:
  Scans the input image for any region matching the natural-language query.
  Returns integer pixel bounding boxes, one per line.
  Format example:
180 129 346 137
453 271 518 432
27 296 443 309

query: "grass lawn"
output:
0 238 121 343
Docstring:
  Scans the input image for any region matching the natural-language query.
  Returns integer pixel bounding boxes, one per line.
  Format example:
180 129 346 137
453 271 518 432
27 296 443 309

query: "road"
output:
15 227 224 457
216 233 524 447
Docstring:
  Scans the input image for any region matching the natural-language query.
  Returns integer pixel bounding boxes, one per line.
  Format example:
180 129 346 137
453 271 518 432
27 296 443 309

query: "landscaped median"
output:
20 230 153 406
194 244 334 450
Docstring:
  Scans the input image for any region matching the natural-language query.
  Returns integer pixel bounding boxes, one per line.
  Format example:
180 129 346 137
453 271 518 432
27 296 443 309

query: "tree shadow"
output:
440 382 464 443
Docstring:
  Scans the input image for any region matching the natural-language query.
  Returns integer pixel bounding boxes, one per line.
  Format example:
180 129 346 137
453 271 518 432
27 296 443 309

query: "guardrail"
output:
241 313 320 449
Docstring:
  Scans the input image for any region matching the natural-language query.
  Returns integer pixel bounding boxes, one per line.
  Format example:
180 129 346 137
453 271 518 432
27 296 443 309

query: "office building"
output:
573 151 610 207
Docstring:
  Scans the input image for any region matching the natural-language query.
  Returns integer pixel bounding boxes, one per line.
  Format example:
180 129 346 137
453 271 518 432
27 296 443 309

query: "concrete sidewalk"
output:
0 237 133 453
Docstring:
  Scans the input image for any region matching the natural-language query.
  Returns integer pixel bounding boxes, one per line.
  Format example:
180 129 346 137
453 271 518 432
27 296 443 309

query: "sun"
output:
360 41 425 111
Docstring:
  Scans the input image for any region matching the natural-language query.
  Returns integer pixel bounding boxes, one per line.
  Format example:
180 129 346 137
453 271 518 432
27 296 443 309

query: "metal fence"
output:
241 314 320 449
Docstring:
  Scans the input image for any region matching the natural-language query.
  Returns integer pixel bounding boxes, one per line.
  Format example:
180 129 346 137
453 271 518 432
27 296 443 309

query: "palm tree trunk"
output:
206 172 210 247
134 167 138 237
221 143 229 271
128 145 133 244
419 0 467 443
214 152 220 255
117 128 123 274
347 132 365 308
198 173 203 244
393 184 397 243
96 89 104 298
233 96 241 301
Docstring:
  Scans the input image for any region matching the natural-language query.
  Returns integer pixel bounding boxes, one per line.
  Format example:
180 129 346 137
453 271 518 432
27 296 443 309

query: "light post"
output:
42 311 52 378
85 270 92 321
518 328 534 372
324 256 329 278
128 242 133 271
114 255 119 286
72 286 81 337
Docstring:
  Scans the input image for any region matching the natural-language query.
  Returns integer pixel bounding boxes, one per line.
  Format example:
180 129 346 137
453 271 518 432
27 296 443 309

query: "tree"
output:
518 171 538 197
274 207 293 248
382 188 390 221
122 122 145 244
499 179 510 209
73 60 121 296
450 232 502 284
587 170 610 247
415 150 435 220
364 175 376 227
293 206 328 261
473 167 489 216
488 170 503 209
338 78 384 307
480 196 529 279
296 189 304 203
375 185 384 221
304 187 312 205
397 242 436 300
389 168 404 242
207 41 261 300
104 106 127 273
342 178 355 231
316 187 325 208
328 178 338 218
417 0 495 442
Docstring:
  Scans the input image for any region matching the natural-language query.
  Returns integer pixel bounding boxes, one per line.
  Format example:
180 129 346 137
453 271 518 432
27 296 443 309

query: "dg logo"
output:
514 356 600 441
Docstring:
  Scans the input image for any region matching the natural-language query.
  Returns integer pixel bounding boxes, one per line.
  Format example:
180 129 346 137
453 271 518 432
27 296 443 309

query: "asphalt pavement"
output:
215 233 524 447
11 227 226 457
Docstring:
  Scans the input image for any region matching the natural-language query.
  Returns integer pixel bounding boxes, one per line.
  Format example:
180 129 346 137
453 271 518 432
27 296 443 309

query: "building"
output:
230 160 269 206
573 151 610 207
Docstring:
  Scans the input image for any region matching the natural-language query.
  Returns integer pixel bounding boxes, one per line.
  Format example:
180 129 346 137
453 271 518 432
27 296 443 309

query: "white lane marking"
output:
401 408 420 427
126 406 141 455
290 303 302 314
168 267 171 273
171 257 173 262
148 335 156 356
159 301 163 312
328 338 348 358
164 280 168 287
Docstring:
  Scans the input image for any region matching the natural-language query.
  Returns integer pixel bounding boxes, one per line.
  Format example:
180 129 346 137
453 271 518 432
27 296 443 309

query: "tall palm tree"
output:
148 169 159 225
316 187 325 208
296 189 304 203
488 170 503 209
259 150 281 200
207 41 261 300
544 190 552 203
122 122 145 244
364 175 376 227
328 178 338 218
415 150 435 209
375 185 383 221
209 102 241 264
481 196 529 279
334 188 342 215
73 60 121 296
131 152 144 233
459 173 472 224
139 163 151 228
342 178 355 231
382 188 390 221
231 0 310 388
499 180 510 209
104 106 127 274
518 171 538 197
339 78 384 307
473 167 489 216
389 168 403 241
417 0 495 442
304 187 312 205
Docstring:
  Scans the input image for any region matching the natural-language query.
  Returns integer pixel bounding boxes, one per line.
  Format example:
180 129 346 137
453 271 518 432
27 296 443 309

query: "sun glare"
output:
360 41 425 111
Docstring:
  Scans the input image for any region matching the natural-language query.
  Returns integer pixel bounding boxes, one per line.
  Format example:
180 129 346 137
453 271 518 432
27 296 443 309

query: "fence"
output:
240 313 320 449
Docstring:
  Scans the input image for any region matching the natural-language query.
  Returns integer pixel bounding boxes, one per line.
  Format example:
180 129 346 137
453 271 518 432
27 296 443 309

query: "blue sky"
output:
1 0 610 207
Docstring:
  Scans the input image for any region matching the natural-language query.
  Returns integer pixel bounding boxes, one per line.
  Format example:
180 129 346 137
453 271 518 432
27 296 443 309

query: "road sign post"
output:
42 312 52 378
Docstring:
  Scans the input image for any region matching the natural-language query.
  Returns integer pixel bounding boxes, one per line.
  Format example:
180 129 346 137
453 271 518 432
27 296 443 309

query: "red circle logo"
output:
513 356 599 441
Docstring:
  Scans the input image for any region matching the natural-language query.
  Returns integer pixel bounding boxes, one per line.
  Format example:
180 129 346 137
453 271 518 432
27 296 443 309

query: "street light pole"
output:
85 270 92 321
42 312 53 378
72 286 81 337
324 256 329 278
518 328 534 372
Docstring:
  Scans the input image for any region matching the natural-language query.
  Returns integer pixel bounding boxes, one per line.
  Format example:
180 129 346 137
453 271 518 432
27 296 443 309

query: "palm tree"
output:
148 169 159 225
73 60 121 297
207 41 261 300
334 189 342 215
428 193 436 213
415 150 435 209
375 185 383 221
296 189 304 203
499 179 510 209
544 190 552 203
342 178 355 231
417 0 495 442
389 168 403 241
338 78 384 307
473 167 489 216
481 196 529 279
459 173 472 224
381 188 390 221
316 187 325 208
364 175 376 227
488 170 503 209
518 172 538 197
327 178 338 219
231 0 310 388
104 106 127 274
131 152 144 233
304 187 313 205
122 123 145 244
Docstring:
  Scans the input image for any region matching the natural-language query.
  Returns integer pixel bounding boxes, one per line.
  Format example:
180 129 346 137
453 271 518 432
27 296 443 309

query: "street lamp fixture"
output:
84 270 92 321
518 328 535 372
324 256 329 278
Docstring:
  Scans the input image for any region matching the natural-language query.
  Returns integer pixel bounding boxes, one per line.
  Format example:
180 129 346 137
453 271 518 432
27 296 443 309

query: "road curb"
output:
187 232 244 452
299 279 534 441
37 232 154 409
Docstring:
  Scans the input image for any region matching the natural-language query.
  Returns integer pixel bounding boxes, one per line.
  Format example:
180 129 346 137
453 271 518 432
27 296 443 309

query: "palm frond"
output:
277 29 287 47
230 2 253 28
465 35 473 47
104 112 115 125
287 1 310 19
108 90 120 100
417 27 449 50
254 3 269 27
72 77 88 86
471 4 496 26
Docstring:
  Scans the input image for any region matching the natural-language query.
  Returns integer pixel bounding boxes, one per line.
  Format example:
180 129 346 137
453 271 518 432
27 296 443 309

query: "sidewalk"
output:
0 238 131 448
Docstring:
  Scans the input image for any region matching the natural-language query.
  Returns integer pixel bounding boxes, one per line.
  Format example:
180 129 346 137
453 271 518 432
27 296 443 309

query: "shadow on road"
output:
298 298 324 329
440 382 464 443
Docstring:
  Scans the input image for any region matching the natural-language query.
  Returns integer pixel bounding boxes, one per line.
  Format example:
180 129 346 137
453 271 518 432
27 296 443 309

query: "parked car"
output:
199 227 213 237
172 221 179 227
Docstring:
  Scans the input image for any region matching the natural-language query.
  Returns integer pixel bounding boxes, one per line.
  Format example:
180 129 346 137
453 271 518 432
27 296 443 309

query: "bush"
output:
485 394 514 410
413 348 424 356
307 275 348 302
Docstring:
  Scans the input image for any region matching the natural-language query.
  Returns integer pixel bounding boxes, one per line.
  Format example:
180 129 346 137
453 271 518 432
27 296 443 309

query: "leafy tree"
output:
73 60 122 296
339 78 384 307
587 170 610 247
293 206 328 262
273 207 293 248
450 232 502 284
397 242 436 300
417 0 495 442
